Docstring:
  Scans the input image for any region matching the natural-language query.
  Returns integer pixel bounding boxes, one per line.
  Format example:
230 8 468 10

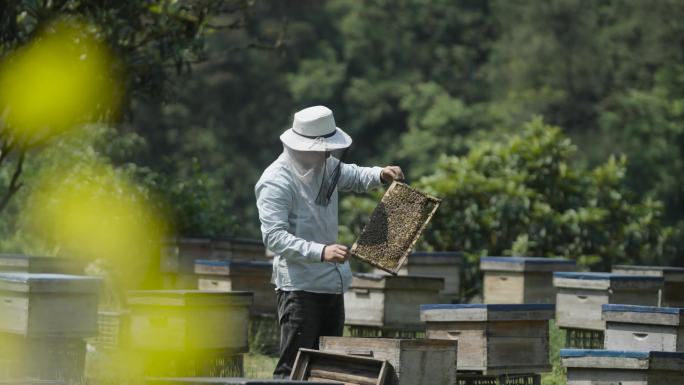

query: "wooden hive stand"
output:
146 377 338 384
612 265 684 307
480 256 576 304
553 272 663 349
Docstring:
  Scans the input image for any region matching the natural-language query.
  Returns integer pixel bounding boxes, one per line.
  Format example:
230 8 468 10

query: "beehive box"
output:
351 182 440 274
480 256 577 304
602 304 684 352
0 334 86 381
420 304 555 374
0 273 100 337
612 265 684 307
561 349 684 385
161 237 213 274
146 378 337 385
344 273 444 330
127 290 253 353
319 336 457 385
195 259 275 315
0 254 84 275
373 251 462 303
291 348 389 385
211 237 266 261
553 272 663 330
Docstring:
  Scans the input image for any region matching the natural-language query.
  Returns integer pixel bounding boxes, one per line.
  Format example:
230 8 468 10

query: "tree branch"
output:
0 150 24 215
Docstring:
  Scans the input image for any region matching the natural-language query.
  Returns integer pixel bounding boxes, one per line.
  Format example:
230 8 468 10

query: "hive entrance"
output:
352 182 440 274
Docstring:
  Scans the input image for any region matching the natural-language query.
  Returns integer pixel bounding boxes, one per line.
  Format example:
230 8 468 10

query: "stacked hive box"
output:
602 304 684 352
561 349 684 384
0 272 100 381
0 254 85 274
480 256 576 304
420 303 554 383
319 336 458 385
553 272 663 348
195 259 278 355
161 237 267 290
344 273 444 337
612 265 684 307
127 290 253 377
372 251 463 303
195 260 274 316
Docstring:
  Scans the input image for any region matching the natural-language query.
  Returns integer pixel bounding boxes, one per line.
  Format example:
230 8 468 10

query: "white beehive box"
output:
553 272 663 330
195 259 275 315
344 273 443 330
0 273 100 337
602 304 684 352
0 254 85 275
480 256 576 304
319 336 457 385
421 304 554 374
373 251 462 303
561 349 684 385
612 265 684 307
161 237 213 274
127 290 253 353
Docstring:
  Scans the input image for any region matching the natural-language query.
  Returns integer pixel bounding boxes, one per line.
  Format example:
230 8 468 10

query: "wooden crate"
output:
95 309 131 350
456 373 541 385
319 336 457 385
344 273 444 330
0 254 85 275
553 272 663 331
0 333 86 381
373 251 462 303
0 273 100 338
127 290 253 353
211 237 267 261
195 259 275 315
352 182 441 274
612 265 684 307
480 257 576 304
420 304 555 374
146 377 335 384
561 349 684 384
291 348 389 384
602 304 684 352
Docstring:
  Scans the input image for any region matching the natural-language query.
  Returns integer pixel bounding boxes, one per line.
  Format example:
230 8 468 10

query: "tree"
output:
341 119 675 300
0 0 254 214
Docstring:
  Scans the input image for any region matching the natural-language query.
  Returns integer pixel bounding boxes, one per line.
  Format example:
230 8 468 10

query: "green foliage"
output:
343 119 674 300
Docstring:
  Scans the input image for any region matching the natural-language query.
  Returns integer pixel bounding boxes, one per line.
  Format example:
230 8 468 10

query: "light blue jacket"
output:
255 152 383 294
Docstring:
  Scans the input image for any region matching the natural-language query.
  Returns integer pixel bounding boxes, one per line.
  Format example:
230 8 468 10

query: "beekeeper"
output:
255 105 403 378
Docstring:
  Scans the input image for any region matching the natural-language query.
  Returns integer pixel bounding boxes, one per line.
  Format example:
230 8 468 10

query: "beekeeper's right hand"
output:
321 244 351 263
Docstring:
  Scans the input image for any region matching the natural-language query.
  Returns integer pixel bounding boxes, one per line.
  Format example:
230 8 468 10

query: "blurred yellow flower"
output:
0 17 121 143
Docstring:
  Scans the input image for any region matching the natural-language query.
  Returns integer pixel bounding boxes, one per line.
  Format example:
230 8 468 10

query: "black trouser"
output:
273 290 345 379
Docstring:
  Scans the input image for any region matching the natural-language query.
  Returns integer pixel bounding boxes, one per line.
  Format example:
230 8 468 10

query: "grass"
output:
542 319 567 385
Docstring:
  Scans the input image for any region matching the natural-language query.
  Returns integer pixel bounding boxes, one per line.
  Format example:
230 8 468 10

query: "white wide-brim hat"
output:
280 105 352 151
